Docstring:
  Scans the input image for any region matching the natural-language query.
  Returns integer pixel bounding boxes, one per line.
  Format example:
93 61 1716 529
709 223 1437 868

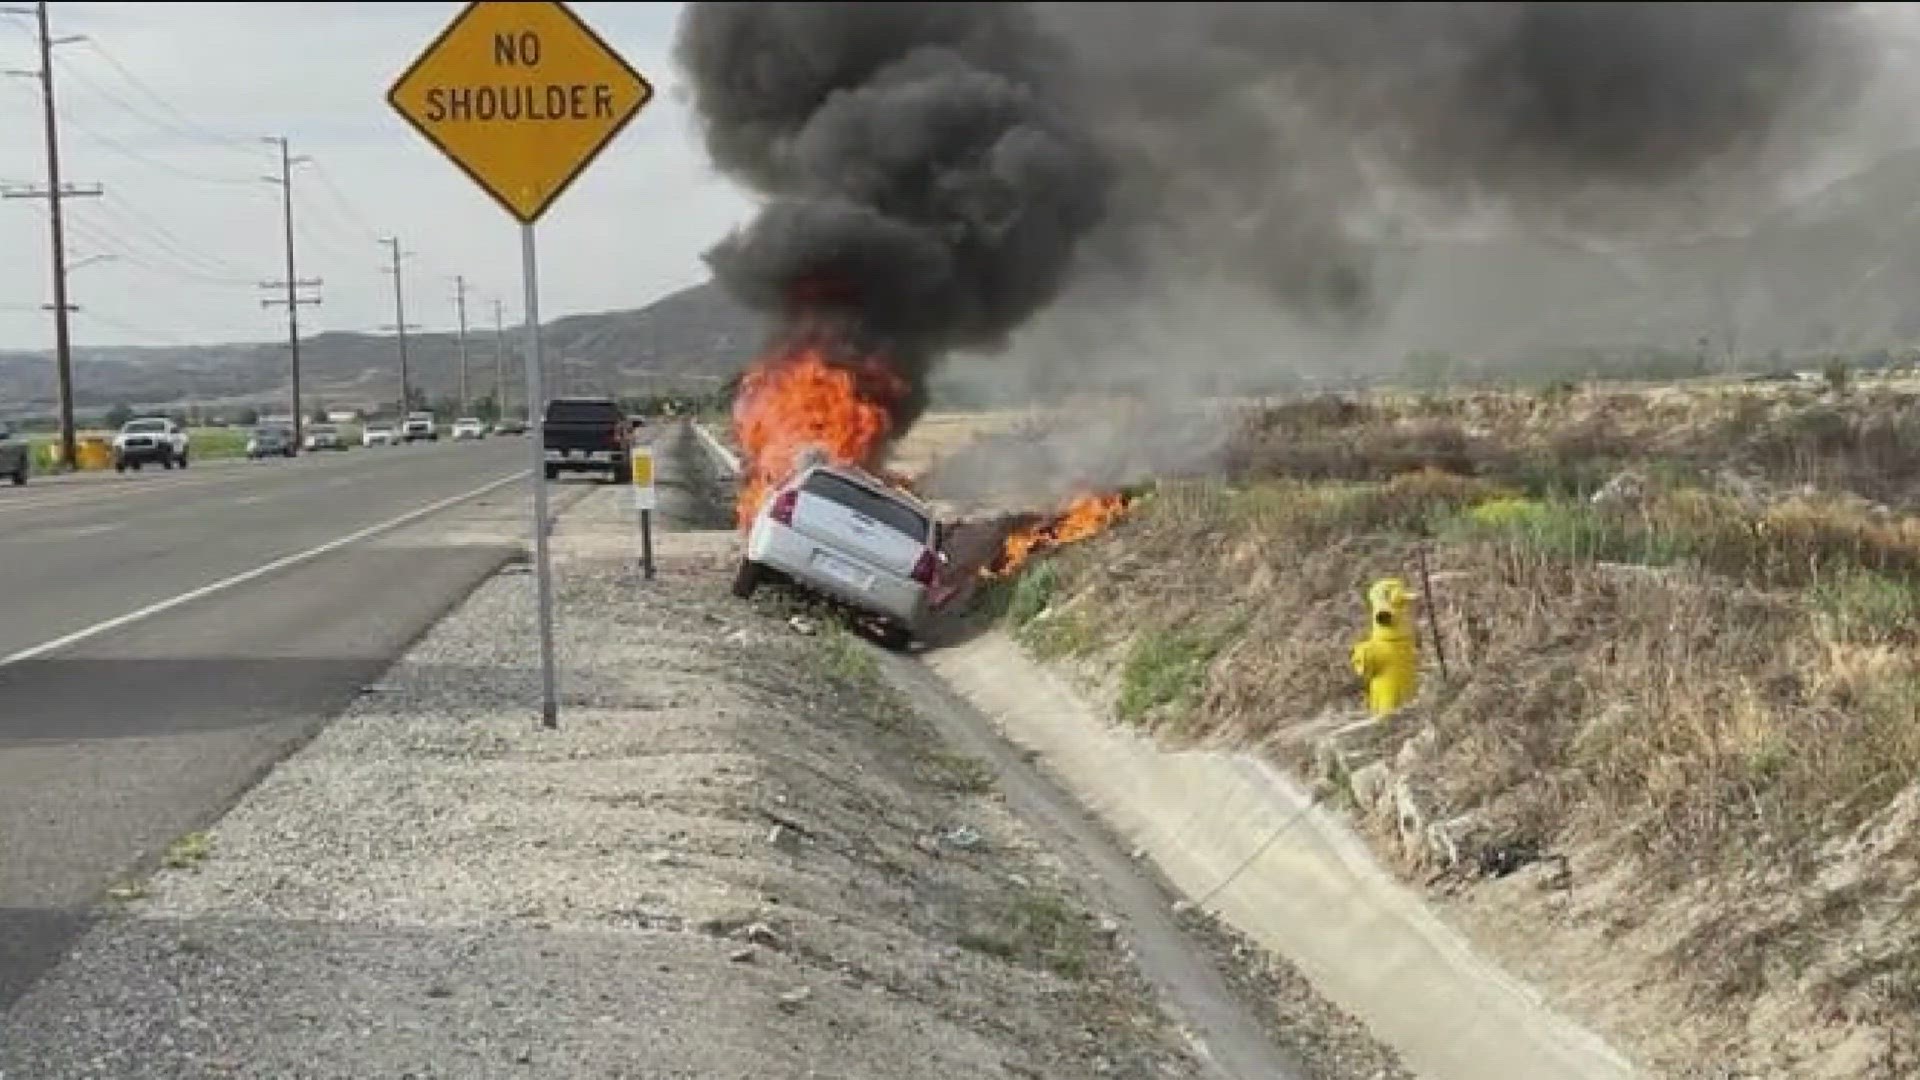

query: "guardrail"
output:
690 420 741 477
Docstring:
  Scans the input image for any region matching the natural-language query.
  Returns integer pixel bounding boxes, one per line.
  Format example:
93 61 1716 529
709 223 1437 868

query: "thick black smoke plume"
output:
677 2 1868 423
675 2 1109 428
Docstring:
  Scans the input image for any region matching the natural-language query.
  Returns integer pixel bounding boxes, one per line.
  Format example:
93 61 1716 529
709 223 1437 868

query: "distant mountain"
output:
1392 148 1920 362
0 280 766 420
14 149 1920 420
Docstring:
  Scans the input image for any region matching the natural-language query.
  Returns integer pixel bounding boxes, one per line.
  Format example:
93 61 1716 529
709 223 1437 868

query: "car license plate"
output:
814 552 870 590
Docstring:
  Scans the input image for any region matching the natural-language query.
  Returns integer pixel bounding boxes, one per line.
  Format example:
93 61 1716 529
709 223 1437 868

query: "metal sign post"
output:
523 223 558 726
387 0 654 729
630 444 656 581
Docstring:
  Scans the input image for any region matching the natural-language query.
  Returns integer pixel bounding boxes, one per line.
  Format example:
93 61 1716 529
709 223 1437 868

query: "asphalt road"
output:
0 436 572 1012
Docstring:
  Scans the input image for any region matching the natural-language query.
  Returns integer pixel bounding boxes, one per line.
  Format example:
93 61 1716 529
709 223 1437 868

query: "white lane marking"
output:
66 523 121 538
234 495 265 505
692 422 741 476
0 470 526 669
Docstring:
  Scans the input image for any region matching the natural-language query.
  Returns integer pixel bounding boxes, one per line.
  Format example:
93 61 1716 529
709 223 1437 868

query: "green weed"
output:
1117 627 1222 723
958 888 1093 980
1811 569 1920 643
917 750 996 795
1020 609 1101 660
818 626 879 688
163 832 211 870
1005 562 1060 627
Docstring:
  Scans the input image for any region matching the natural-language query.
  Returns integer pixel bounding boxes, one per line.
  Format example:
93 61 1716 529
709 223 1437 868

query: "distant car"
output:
493 418 527 436
304 423 348 451
403 411 438 443
732 462 946 651
542 397 631 482
246 425 296 459
113 417 190 472
0 422 27 486
362 422 398 447
451 417 486 440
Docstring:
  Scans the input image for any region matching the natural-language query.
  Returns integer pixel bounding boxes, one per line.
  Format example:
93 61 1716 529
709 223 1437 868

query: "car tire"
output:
876 621 913 653
161 455 174 470
731 560 762 600
10 465 25 486
178 451 189 469
115 461 126 474
131 461 142 471
543 464 559 481
611 466 632 486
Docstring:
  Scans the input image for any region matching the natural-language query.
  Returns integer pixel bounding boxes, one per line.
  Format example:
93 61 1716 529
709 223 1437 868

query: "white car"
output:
732 462 945 650
451 417 486 440
362 423 398 447
304 423 348 451
112 417 190 472
402 412 437 443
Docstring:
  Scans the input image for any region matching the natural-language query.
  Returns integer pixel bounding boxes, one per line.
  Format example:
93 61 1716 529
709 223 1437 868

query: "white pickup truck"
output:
402 411 438 443
732 462 946 650
112 417 190 471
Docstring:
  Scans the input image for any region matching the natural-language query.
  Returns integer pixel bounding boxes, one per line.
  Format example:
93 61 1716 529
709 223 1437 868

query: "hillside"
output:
13 147 1920 420
1389 148 1920 362
0 279 764 420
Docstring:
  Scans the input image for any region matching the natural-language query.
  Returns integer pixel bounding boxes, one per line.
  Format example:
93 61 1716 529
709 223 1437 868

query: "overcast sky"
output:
0 1 751 351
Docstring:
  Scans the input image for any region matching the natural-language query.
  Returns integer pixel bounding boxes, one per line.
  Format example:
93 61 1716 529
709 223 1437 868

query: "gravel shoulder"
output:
1 429 1202 1079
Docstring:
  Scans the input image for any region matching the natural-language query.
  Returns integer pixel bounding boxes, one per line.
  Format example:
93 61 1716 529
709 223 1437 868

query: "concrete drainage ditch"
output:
686 421 1638 1080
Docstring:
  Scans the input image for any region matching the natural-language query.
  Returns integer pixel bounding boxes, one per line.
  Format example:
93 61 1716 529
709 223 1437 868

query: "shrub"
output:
1117 627 1223 723
1811 569 1920 643
1006 562 1060 627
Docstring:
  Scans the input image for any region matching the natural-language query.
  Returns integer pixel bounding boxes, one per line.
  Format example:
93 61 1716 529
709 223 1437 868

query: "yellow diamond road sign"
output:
388 1 653 224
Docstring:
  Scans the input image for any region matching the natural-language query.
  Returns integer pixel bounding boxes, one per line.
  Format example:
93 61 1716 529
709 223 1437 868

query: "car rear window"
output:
125 419 166 432
545 400 622 425
801 471 929 540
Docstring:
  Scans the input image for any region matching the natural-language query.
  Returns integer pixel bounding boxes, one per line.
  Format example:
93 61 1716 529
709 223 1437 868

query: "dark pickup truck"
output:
542 396 632 483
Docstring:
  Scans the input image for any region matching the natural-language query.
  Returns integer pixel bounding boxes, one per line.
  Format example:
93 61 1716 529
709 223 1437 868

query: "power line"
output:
55 101 260 187
53 211 254 284
78 37 266 158
51 50 264 164
87 193 258 276
306 157 384 242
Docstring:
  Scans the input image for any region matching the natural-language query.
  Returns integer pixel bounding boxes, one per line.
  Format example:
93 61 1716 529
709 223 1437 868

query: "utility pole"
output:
493 299 507 420
378 237 417 415
452 275 470 415
3 1 100 471
261 136 320 446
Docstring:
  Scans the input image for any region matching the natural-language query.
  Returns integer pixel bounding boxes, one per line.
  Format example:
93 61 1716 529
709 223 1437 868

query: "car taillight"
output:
911 548 938 585
770 489 798 525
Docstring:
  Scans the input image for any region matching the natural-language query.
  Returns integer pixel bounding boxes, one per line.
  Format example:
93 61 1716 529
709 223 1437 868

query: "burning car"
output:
732 459 946 651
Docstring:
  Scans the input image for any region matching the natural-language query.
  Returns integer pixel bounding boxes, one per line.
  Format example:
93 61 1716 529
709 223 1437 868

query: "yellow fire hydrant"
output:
1351 577 1419 717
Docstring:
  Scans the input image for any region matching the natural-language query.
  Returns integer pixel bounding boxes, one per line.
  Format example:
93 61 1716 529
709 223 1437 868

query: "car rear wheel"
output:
876 620 913 653
178 451 189 469
731 560 763 600
10 465 25 486
543 464 559 481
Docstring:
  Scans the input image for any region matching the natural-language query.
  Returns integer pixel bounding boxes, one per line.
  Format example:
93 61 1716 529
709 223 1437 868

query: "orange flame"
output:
989 492 1129 578
732 339 908 528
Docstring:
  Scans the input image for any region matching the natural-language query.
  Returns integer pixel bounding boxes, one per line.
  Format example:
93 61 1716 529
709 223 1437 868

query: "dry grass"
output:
1225 383 1920 507
980 385 1920 1059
